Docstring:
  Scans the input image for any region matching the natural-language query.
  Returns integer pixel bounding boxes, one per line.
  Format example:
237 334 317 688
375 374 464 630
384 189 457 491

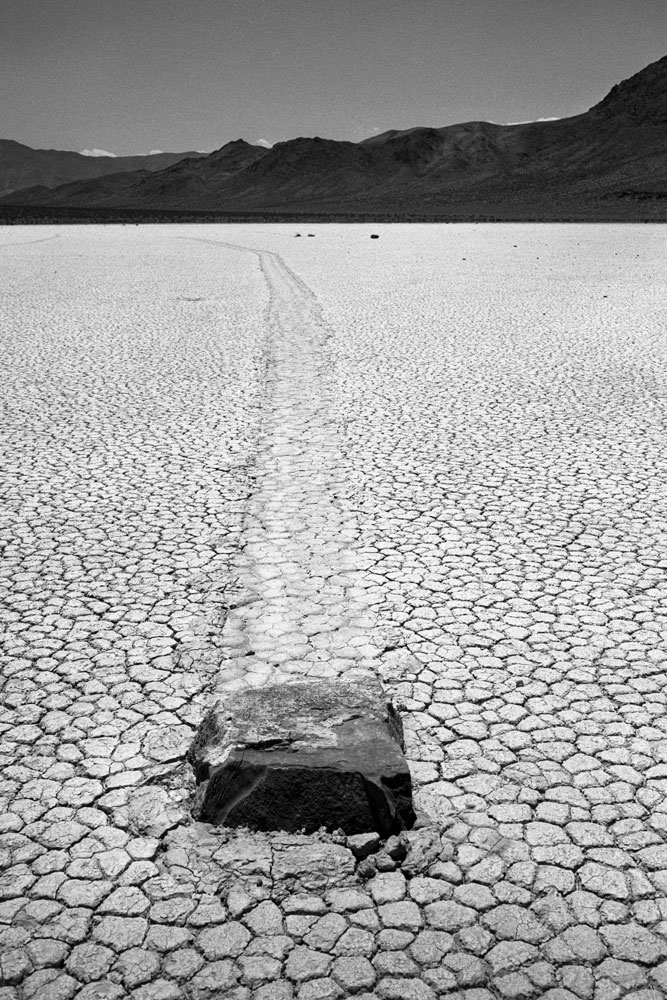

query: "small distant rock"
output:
308 233 315 237
295 233 301 237
370 234 379 239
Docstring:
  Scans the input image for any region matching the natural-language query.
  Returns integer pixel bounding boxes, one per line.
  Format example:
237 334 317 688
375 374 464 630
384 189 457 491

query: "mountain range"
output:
2 55 666 220
0 142 204 200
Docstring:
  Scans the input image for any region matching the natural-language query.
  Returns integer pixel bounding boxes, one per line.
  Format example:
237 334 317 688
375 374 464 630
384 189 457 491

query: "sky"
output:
2 0 666 155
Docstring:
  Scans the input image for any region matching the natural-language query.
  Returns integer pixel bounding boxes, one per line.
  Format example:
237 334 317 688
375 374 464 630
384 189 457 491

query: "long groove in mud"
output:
182 237 386 694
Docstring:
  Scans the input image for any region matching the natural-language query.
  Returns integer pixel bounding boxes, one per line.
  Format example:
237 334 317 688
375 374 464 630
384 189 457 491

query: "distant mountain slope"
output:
0 140 205 197
3 54 666 218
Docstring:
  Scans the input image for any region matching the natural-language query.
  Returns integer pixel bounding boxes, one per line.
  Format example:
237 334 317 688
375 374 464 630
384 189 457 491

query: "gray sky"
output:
3 0 666 155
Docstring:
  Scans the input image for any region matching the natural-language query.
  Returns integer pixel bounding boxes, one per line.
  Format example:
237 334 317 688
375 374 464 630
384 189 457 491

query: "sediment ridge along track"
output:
181 238 390 695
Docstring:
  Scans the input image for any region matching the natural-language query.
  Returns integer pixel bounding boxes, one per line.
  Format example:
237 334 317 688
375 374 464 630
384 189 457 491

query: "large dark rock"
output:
188 677 414 836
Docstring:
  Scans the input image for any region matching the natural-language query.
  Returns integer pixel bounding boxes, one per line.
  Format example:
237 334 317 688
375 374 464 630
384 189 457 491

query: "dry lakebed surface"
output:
1 222 667 999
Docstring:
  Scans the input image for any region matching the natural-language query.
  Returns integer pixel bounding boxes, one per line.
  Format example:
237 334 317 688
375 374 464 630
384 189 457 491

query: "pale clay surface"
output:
1 222 667 999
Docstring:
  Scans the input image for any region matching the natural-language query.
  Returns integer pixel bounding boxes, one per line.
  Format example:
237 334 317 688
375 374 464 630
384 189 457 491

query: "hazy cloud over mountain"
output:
80 148 117 157
504 116 562 125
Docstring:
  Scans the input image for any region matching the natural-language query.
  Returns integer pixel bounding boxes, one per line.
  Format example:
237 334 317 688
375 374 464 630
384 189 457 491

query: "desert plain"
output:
2 222 667 999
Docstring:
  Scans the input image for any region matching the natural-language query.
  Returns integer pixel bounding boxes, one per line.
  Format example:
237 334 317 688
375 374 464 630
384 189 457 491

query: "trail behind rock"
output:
184 239 387 695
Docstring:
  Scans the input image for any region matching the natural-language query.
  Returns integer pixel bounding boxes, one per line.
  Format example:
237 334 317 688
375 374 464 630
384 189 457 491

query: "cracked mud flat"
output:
1 221 667 999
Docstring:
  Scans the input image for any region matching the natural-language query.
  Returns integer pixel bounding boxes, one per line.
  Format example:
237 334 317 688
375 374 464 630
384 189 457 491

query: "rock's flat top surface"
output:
2 223 667 999
193 676 405 764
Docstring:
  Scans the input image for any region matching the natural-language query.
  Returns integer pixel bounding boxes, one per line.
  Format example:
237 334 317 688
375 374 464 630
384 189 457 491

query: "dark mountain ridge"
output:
0 140 205 198
3 55 667 219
